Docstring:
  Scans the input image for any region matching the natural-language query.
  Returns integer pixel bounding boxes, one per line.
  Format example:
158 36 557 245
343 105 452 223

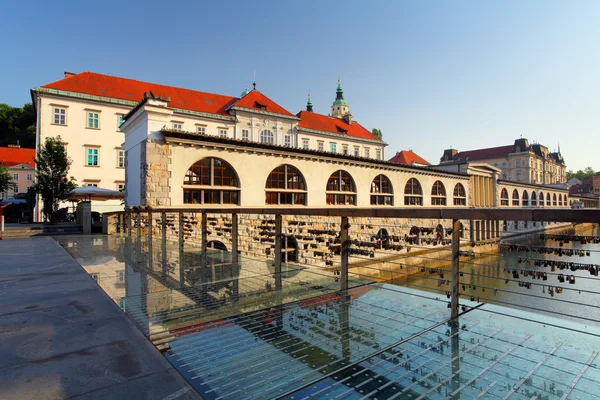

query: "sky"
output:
1 0 599 171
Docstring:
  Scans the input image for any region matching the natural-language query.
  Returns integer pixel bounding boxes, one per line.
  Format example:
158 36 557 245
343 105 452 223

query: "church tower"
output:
331 79 349 118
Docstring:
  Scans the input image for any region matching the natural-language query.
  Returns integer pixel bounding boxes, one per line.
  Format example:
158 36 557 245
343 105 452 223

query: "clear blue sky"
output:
2 0 599 171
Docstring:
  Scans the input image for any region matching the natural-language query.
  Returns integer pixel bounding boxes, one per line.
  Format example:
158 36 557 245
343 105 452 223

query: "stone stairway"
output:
2 223 83 238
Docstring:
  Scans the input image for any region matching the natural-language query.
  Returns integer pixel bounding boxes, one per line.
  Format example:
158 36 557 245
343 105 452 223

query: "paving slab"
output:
0 236 202 400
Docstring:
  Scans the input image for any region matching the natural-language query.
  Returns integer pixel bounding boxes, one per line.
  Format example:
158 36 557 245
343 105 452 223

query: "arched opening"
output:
531 191 537 207
453 183 466 206
370 174 393 205
260 129 274 144
206 240 227 251
436 224 444 238
553 193 557 206
265 164 307 205
546 193 551 207
500 188 509 206
558 194 563 206
326 170 356 205
512 189 519 206
404 178 423 206
281 236 298 264
431 181 446 206
539 192 544 207
183 157 240 204
373 228 390 249
522 190 529 206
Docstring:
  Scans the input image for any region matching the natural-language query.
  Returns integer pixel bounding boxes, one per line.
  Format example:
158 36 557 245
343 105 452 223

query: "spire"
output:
241 85 249 97
252 71 256 91
331 77 348 118
306 91 313 112
335 77 344 101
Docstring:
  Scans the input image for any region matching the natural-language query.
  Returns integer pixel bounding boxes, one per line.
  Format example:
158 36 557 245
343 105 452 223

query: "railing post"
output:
451 218 460 319
147 211 153 242
340 216 349 292
469 220 474 245
274 214 282 292
136 211 141 239
161 211 167 277
231 213 238 265
119 213 124 235
126 210 132 235
178 211 184 249
495 220 500 237
201 212 207 254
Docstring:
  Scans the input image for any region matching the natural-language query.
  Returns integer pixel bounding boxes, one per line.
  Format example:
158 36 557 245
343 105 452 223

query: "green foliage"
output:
371 128 383 139
0 103 36 148
0 165 13 194
32 136 77 222
566 166 596 181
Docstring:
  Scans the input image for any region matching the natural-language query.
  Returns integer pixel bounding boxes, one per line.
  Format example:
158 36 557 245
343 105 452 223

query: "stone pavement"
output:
0 236 202 400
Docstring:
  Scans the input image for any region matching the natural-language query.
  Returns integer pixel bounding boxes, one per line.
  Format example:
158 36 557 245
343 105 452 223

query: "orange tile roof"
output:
41 72 238 117
231 90 294 116
296 111 381 141
388 150 430 166
0 147 36 167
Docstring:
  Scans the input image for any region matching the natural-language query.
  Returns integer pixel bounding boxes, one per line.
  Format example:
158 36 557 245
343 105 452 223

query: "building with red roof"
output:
0 146 36 199
388 150 430 166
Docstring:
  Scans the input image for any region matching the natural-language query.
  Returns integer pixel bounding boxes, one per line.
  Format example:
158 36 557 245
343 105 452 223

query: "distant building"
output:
567 177 582 187
0 145 35 199
388 150 430 166
439 138 567 185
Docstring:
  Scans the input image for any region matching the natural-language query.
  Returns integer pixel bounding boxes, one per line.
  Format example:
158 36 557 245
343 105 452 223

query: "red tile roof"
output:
231 91 294 116
296 111 381 141
41 72 238 117
453 145 513 161
388 150 430 166
0 147 36 167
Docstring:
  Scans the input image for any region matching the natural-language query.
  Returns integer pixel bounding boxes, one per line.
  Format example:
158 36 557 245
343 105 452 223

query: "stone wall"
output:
141 140 172 207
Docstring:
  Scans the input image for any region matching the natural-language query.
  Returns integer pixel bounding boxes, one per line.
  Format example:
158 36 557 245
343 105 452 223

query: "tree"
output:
0 103 36 148
0 165 13 195
566 166 596 181
371 128 383 139
32 136 77 222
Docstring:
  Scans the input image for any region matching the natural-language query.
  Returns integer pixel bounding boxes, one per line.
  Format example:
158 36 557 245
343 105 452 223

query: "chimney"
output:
343 112 353 125
64 71 76 78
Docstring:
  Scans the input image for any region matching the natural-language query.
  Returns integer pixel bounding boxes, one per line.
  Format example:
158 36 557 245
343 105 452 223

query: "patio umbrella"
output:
69 187 125 201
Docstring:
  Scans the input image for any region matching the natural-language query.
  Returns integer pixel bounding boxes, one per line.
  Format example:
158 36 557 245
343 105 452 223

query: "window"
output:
330 143 337 153
242 129 249 141
539 192 544 207
117 271 125 283
26 174 32 181
173 122 183 130
183 158 240 205
86 183 98 187
453 183 467 206
284 134 291 147
431 180 446 206
404 178 423 206
86 148 99 166
117 150 125 168
219 129 228 138
326 170 356 205
354 146 360 157
512 189 519 206
502 162 506 168
317 141 324 151
12 173 18 181
516 160 521 168
370 174 393 205
500 188 509 206
302 139 309 150
197 126 206 135
522 190 529 206
87 112 99 129
516 171 522 181
342 144 348 155
265 164 306 205
13 186 18 194
117 183 125 192
54 107 67 125
364 147 370 158
376 149 382 160
531 192 537 207
117 115 124 128
260 129 274 144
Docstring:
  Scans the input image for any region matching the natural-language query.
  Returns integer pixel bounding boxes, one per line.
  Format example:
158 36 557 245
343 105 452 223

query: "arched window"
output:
500 188 509 206
265 165 307 205
522 190 529 206
453 183 466 206
512 189 519 206
260 129 274 144
539 192 544 207
431 181 446 206
404 178 423 206
370 174 393 205
553 193 557 206
531 192 537 207
326 170 356 205
558 194 563 206
183 158 239 204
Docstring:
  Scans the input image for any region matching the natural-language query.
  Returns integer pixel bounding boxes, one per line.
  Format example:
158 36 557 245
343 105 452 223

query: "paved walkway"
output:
0 236 202 400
